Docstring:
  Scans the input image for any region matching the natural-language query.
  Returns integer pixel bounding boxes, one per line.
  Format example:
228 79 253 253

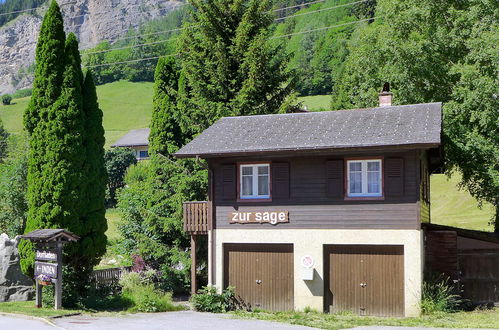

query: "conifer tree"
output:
178 0 295 132
0 119 7 161
149 56 182 156
80 70 108 267
19 0 67 274
23 0 65 133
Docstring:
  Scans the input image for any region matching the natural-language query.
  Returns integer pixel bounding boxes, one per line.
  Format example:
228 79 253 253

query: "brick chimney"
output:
378 82 393 107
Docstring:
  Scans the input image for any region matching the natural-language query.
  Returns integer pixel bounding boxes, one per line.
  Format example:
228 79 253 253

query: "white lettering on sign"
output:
229 211 289 225
36 250 57 261
34 262 58 278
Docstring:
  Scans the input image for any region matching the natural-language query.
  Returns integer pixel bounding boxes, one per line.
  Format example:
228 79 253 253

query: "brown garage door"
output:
224 243 294 311
324 245 404 317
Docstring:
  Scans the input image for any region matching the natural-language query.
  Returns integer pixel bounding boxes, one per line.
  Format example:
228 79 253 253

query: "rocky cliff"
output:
0 0 183 94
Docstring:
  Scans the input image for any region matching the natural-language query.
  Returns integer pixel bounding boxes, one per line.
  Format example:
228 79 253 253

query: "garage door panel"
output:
224 244 293 312
325 245 404 317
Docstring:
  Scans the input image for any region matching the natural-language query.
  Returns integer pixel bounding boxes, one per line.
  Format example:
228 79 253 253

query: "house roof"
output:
112 128 150 147
175 102 442 158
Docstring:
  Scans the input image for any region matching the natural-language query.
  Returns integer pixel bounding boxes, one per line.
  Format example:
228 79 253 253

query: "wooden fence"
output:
92 266 131 285
459 249 499 305
425 228 499 305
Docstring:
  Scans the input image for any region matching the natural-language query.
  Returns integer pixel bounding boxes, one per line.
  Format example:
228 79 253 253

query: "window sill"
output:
237 198 273 203
344 196 385 201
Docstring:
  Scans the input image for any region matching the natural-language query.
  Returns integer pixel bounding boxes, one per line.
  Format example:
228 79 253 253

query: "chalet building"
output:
175 91 444 317
112 128 150 160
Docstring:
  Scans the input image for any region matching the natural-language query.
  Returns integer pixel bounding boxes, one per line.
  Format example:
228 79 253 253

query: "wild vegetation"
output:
0 0 45 27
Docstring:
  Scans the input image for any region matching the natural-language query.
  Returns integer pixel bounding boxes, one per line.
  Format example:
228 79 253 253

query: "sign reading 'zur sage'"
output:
229 211 289 225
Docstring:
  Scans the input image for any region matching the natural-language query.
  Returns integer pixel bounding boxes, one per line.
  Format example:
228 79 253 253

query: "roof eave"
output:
174 142 441 159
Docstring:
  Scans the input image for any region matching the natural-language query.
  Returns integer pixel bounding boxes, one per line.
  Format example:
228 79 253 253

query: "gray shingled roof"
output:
112 128 150 147
175 103 442 158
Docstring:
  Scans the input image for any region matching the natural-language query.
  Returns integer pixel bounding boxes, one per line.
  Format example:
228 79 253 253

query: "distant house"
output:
111 128 150 160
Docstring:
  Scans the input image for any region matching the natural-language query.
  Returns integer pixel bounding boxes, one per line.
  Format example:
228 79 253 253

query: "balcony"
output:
183 201 209 235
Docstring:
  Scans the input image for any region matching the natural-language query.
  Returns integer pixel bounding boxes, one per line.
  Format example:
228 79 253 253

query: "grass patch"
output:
233 308 499 330
297 94 331 111
0 80 153 148
105 208 122 242
431 173 495 231
0 301 83 318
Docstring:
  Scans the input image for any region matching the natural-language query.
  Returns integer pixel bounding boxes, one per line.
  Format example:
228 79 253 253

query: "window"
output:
347 159 382 197
240 164 270 199
139 150 149 159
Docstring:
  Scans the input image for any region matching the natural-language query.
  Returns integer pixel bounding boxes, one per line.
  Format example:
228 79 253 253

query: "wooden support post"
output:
191 235 197 295
35 281 42 308
54 241 63 310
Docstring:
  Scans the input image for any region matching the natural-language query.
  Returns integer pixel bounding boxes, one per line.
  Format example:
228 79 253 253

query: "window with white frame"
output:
240 164 270 199
347 159 382 197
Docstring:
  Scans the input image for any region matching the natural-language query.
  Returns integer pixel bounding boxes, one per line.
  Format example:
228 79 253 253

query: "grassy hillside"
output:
0 81 330 147
431 173 494 231
1 82 494 232
0 80 153 147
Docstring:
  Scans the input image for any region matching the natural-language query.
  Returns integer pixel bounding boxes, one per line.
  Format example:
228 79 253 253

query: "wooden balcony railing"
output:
183 201 209 235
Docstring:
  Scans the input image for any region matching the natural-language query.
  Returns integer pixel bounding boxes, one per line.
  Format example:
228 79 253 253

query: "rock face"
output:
0 233 34 302
0 0 183 94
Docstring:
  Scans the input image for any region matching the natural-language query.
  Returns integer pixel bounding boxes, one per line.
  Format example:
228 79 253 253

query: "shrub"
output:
104 148 137 205
191 286 238 313
12 88 32 99
422 273 462 314
119 271 183 313
1 94 12 105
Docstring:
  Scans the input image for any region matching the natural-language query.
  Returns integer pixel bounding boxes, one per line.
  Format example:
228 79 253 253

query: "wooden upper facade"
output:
177 103 442 233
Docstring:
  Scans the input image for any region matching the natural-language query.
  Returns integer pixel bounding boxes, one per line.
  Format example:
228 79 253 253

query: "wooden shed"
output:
176 96 443 317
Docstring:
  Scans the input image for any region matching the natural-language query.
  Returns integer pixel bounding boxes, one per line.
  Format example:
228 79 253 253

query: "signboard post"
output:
21 229 79 310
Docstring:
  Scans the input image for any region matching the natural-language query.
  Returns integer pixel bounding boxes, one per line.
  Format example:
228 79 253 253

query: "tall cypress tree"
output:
81 71 108 263
19 0 66 274
149 56 182 157
23 0 65 134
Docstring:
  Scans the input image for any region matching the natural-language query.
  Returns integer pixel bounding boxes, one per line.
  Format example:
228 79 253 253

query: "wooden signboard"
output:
34 261 58 278
35 249 57 262
229 211 289 225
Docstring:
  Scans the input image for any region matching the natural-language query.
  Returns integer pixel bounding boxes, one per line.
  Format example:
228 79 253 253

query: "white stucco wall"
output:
130 146 149 160
212 229 423 317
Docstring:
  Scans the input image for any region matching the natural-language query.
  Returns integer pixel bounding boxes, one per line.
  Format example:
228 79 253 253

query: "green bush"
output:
119 271 183 313
1 94 12 105
12 88 32 99
422 273 462 314
191 286 238 313
104 148 137 205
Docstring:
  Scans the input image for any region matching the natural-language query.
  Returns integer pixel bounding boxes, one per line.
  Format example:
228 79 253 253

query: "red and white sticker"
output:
301 255 314 268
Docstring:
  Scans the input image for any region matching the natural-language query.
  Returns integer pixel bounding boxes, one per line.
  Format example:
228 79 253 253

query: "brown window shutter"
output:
326 159 344 198
222 164 236 200
385 158 404 197
272 162 290 199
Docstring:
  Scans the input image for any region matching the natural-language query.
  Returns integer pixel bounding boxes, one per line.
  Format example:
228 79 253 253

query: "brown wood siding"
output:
216 204 419 229
211 151 421 230
324 245 404 317
224 244 294 311
419 151 431 223
424 230 459 279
